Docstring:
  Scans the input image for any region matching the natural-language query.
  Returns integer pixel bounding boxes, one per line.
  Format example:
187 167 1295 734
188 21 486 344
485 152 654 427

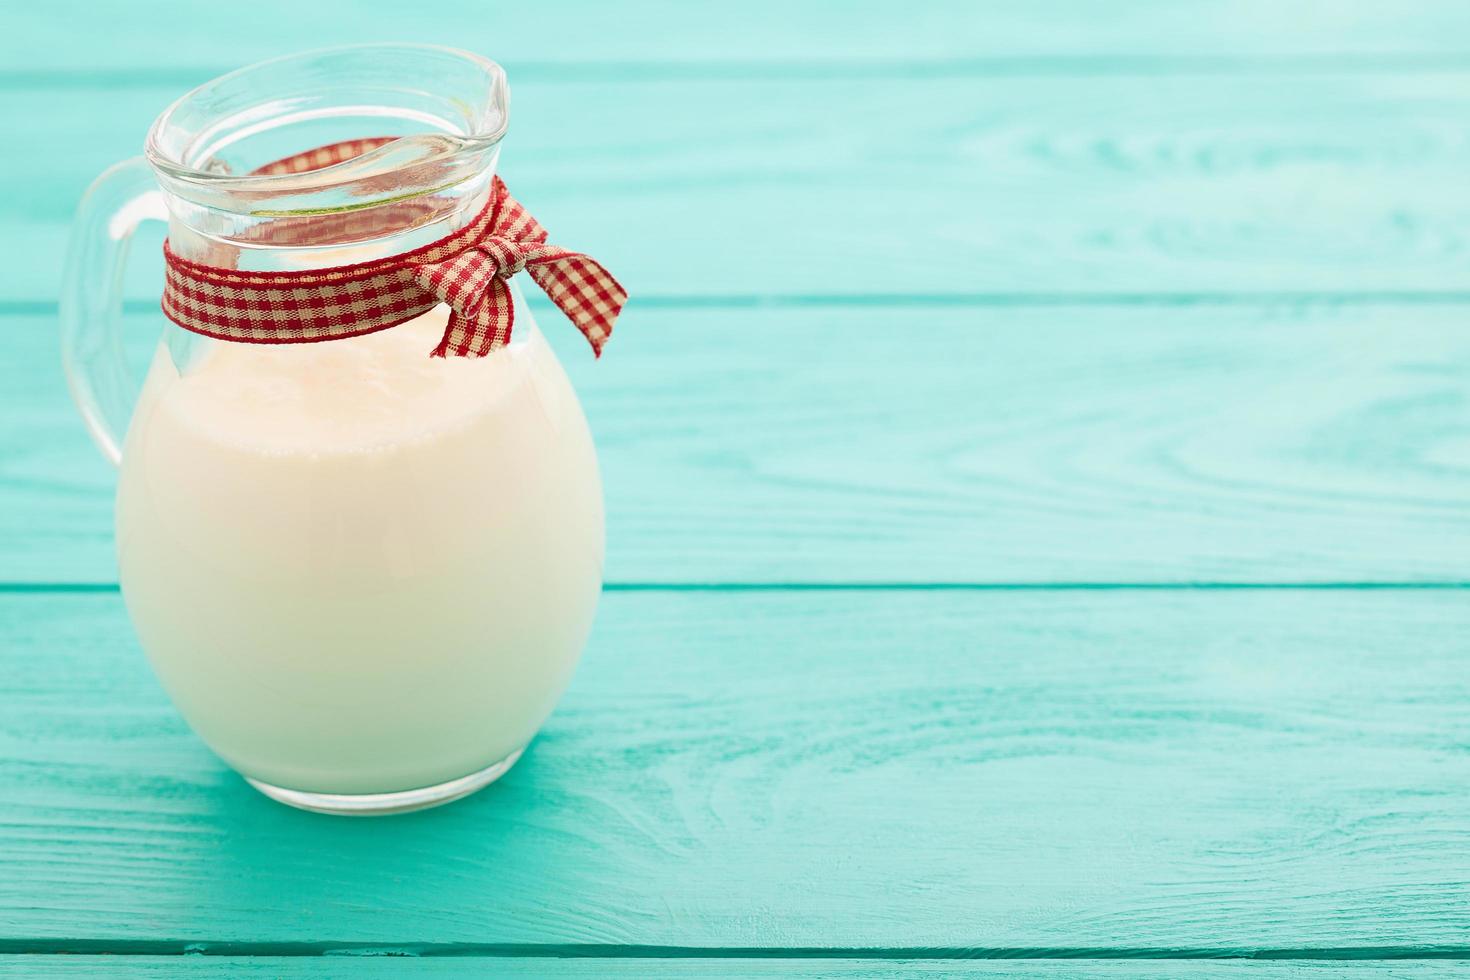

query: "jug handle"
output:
60 157 169 467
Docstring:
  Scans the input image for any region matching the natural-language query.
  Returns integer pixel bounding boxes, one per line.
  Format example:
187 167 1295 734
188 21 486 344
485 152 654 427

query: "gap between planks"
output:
14 293 1470 318
17 53 1470 89
1 942 1469 960
4 582 1470 594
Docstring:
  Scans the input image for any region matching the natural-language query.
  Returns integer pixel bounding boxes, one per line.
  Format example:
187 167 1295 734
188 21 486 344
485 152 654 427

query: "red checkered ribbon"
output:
160 139 626 358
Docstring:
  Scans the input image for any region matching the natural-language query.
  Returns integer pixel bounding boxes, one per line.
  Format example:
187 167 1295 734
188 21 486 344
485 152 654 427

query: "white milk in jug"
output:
116 305 603 798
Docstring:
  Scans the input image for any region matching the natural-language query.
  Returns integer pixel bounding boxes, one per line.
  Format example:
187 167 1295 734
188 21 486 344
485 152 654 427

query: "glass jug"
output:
59 45 604 815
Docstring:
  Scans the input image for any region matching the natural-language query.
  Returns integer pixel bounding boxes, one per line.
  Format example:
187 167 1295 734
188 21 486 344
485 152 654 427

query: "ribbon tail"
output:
528 255 627 358
429 311 462 358
430 277 514 358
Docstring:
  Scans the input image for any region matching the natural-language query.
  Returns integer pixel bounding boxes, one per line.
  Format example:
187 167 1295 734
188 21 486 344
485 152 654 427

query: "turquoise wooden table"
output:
3 1 1470 976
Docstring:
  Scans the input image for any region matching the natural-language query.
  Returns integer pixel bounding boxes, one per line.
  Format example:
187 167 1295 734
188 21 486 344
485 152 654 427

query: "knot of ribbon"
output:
404 182 625 357
160 140 626 359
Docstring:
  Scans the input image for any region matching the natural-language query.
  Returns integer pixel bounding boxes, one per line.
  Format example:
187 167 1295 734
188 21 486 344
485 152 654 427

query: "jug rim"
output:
143 43 509 212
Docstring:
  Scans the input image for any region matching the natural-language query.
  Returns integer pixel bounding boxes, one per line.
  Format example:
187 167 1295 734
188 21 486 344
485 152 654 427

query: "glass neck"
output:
162 164 498 272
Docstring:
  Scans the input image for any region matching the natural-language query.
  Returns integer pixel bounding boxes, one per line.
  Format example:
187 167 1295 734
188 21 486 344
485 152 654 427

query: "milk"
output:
116 306 603 795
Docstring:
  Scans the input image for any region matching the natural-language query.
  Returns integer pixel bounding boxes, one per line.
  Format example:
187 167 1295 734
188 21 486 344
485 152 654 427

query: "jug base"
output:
244 747 526 816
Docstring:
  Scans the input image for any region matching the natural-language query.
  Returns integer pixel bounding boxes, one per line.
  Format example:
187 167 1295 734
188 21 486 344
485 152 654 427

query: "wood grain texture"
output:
9 70 1470 300
6 303 1470 585
2 959 1467 979
9 0 1470 74
3 590 1468 949
6 0 1470 966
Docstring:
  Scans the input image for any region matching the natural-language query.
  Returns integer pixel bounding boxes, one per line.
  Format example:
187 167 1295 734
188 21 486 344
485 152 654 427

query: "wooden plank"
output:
9 69 1470 300
2 589 1468 949
0 958 1465 978
6 302 1470 585
9 0 1470 74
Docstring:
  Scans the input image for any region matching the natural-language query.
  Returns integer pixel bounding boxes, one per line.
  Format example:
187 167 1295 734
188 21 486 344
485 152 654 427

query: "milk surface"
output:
116 307 603 794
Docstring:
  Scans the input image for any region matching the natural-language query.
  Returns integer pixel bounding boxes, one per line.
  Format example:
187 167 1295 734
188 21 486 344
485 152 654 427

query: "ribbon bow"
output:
161 141 626 359
408 179 625 358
